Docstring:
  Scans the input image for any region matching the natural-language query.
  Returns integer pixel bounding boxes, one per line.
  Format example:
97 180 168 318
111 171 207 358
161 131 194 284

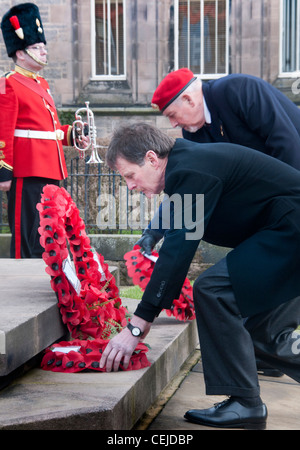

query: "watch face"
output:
132 327 141 337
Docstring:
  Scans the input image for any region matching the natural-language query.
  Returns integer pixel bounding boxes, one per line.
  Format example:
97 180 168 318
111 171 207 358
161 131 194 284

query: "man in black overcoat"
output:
101 123 300 430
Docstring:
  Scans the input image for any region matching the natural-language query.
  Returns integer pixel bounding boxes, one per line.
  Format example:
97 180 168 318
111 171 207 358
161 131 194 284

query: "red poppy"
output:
124 248 195 321
38 185 151 373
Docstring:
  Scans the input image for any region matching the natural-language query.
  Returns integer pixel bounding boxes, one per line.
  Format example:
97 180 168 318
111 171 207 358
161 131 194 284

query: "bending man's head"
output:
106 123 174 198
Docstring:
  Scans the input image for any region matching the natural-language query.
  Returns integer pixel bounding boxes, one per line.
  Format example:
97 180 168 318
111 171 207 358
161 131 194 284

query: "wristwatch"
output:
127 322 144 337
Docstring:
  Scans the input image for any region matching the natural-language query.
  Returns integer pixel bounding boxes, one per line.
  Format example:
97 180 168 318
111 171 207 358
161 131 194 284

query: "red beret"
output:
151 68 197 112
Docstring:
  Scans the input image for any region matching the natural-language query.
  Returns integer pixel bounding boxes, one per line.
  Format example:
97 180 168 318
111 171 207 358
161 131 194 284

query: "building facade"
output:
1 0 300 138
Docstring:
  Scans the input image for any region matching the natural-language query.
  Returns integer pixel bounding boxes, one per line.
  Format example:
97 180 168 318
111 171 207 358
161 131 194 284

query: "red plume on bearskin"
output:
9 16 20 30
9 16 24 40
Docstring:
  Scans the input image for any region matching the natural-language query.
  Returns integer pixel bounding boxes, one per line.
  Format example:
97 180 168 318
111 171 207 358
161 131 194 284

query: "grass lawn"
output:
119 285 143 299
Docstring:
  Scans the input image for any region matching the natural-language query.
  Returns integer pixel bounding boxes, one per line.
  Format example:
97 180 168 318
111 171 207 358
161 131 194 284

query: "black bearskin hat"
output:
1 3 46 57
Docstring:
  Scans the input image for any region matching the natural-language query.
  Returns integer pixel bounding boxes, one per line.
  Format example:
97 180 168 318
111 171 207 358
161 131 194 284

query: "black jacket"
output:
183 74 300 169
136 139 300 322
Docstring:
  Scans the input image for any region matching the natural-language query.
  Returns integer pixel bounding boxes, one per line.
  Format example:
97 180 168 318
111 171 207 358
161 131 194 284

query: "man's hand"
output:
76 134 90 150
100 316 151 372
135 229 163 255
0 180 12 192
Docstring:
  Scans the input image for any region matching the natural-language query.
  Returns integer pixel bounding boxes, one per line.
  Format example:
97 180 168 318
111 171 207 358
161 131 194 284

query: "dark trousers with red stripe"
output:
7 177 59 258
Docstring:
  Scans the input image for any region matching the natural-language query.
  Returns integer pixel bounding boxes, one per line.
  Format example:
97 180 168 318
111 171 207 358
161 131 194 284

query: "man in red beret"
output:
151 68 300 157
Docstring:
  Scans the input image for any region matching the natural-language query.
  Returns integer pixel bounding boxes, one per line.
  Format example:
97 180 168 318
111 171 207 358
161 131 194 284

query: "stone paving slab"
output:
148 360 300 431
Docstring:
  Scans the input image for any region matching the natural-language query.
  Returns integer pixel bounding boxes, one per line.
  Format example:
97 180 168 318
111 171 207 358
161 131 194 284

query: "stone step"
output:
0 259 198 429
0 259 118 378
0 259 67 377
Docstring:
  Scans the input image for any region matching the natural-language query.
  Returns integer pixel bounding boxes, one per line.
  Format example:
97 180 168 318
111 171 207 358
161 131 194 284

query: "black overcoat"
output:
183 74 300 169
135 139 300 322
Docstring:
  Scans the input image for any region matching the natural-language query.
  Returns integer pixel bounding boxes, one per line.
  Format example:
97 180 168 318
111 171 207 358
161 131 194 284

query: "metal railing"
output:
0 156 161 234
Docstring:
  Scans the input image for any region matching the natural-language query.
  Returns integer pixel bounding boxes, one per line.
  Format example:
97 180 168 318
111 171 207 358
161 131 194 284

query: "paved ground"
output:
144 356 300 431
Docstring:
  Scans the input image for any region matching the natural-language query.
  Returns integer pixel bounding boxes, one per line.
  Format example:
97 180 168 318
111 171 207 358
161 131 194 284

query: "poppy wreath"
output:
37 184 150 373
124 246 195 321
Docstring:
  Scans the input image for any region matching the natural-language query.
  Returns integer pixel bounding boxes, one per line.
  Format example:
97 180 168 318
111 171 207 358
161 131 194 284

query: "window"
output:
280 0 300 74
91 0 126 79
174 0 229 78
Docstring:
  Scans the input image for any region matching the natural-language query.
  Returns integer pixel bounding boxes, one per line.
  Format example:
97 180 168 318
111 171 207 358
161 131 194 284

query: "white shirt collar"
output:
203 95 211 124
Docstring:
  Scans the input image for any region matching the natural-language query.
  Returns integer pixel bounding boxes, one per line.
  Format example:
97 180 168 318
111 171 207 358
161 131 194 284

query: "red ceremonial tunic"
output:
0 66 71 181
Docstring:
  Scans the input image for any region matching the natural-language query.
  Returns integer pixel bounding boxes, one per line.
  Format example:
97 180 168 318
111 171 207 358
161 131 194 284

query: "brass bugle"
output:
72 101 103 164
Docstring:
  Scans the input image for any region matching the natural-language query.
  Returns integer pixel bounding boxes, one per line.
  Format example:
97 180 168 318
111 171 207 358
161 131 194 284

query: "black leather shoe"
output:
184 398 267 429
256 359 284 377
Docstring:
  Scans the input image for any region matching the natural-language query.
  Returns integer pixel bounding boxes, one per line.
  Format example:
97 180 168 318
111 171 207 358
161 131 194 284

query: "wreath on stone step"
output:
37 184 150 373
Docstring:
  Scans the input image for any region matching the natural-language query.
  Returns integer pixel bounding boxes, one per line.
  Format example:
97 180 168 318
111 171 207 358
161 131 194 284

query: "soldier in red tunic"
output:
0 3 74 258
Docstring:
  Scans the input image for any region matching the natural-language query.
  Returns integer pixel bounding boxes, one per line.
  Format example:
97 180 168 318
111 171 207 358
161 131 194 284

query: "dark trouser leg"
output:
245 297 300 383
7 177 59 258
193 258 260 398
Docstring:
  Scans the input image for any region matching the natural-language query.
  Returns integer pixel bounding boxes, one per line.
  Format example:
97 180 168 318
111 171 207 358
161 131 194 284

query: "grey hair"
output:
172 76 202 108
106 122 175 170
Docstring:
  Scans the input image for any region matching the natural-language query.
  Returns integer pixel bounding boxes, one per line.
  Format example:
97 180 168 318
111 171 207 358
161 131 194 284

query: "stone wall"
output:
1 0 297 112
230 0 299 103
0 233 230 285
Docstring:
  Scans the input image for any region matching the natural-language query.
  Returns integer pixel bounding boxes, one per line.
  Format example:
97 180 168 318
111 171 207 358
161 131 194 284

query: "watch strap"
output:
127 322 143 337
